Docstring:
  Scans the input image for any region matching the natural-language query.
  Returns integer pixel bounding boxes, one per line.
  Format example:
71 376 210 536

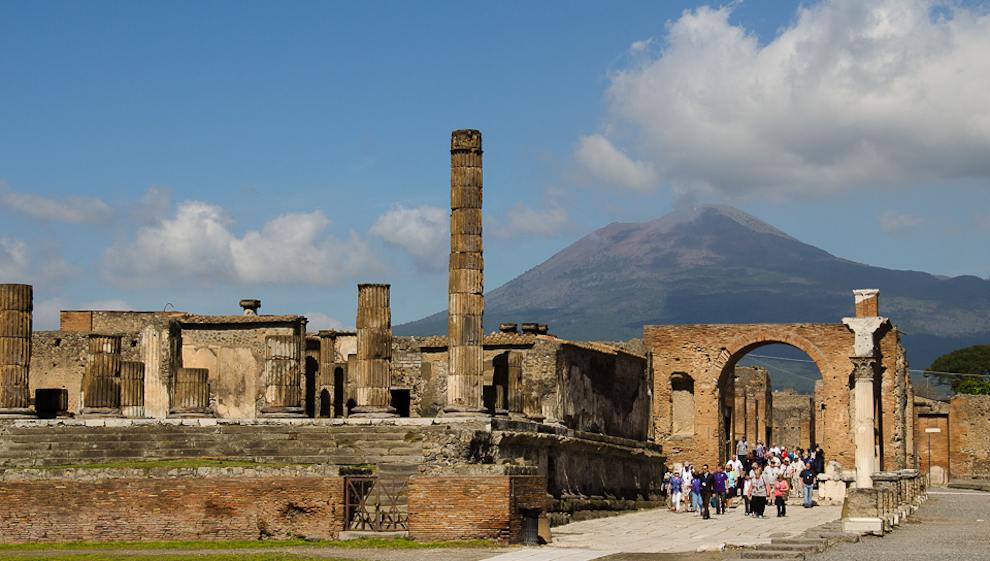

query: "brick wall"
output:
0 471 344 543
407 475 547 543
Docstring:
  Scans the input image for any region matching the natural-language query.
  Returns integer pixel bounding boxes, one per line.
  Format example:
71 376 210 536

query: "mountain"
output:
396 205 990 371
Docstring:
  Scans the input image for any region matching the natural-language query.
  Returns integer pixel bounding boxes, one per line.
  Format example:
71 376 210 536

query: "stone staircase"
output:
726 521 860 560
0 422 429 467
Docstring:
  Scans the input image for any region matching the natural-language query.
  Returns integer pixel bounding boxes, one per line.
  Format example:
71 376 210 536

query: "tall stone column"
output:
352 283 395 417
0 284 32 415
844 293 888 488
262 335 303 416
318 330 338 418
446 129 486 415
853 357 878 488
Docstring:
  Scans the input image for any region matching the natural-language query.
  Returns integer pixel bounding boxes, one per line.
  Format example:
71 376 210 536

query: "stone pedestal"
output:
351 284 396 417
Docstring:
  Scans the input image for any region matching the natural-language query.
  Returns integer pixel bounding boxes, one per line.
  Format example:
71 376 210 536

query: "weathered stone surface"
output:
948 394 990 479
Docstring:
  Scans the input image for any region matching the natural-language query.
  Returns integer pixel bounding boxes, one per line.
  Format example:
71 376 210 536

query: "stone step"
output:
757 543 823 553
805 531 860 543
740 551 805 560
770 537 830 548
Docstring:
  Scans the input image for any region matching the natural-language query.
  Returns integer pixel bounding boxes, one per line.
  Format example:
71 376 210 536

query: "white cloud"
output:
880 210 926 234
629 38 654 54
575 134 660 192
0 183 113 224
304 311 346 331
105 201 381 287
593 0 990 197
0 237 30 281
500 204 570 238
370 205 448 271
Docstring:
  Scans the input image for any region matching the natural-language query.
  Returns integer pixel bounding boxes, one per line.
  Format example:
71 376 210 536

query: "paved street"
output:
482 502 841 560
814 488 990 561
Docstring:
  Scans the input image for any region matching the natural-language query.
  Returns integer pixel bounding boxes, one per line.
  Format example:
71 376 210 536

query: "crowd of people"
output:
663 438 826 520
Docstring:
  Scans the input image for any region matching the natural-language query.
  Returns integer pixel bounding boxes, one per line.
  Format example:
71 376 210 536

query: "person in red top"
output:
773 473 790 517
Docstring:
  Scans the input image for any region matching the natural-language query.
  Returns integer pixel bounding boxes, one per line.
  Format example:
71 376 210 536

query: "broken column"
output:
352 283 395 417
263 335 303 416
83 334 122 415
843 289 888 489
318 330 338 418
0 284 32 415
446 129 486 415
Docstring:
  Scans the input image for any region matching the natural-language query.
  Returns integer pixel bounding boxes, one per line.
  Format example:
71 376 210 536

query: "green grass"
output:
0 554 356 561
18 458 305 471
0 537 496 552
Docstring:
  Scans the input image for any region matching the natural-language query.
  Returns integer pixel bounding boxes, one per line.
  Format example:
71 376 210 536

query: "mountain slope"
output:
397 205 990 369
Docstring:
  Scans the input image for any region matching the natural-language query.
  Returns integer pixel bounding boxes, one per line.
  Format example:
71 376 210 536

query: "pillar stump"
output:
0 284 33 416
170 367 212 417
351 284 396 417
261 335 304 416
120 361 145 418
82 334 122 416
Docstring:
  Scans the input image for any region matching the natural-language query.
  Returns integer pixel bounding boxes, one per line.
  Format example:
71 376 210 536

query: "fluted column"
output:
83 334 122 415
262 335 303 416
446 129 486 415
352 283 396 417
318 330 338 418
0 284 32 415
120 361 145 418
171 367 211 416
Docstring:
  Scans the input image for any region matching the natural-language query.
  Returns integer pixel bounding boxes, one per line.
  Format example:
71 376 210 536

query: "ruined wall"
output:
645 322 909 469
771 390 815 451
556 342 651 441
181 323 300 418
489 420 664 501
878 327 911 472
29 331 143 415
949 394 990 480
0 467 343 543
734 366 772 446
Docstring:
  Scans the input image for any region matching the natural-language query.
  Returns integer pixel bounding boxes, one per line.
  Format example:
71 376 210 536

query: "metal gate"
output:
344 476 409 531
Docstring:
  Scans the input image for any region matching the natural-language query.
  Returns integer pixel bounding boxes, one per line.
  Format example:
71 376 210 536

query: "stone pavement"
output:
483 503 841 561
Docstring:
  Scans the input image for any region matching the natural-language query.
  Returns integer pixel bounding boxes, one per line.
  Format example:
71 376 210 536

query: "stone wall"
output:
949 394 990 480
407 474 547 543
0 466 344 543
645 322 910 469
29 331 144 415
771 390 815 451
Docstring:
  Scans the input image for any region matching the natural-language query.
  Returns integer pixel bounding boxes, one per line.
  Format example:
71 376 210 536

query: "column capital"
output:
851 356 878 380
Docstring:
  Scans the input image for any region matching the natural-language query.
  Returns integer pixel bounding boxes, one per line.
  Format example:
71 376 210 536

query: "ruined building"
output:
0 130 925 545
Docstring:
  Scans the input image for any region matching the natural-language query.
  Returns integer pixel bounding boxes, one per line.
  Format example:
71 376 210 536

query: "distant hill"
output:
397 205 990 372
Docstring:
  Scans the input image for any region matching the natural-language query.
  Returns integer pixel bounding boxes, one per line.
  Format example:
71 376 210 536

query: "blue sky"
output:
1 0 988 330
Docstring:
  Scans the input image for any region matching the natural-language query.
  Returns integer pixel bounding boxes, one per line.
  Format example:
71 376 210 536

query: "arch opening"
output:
718 342 825 466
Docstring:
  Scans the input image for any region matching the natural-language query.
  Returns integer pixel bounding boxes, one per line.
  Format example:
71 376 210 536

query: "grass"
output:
0 537 497 552
17 458 305 471
0 554 357 561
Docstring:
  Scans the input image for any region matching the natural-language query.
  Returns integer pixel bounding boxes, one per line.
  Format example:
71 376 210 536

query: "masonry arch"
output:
644 322 900 469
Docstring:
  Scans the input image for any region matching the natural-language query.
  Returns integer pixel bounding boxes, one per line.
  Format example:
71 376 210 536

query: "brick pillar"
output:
83 334 122 415
0 284 32 415
446 129 486 416
352 283 396 417
262 335 303 416
854 289 880 317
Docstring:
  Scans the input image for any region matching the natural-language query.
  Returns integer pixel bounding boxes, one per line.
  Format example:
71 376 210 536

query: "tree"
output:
927 344 990 394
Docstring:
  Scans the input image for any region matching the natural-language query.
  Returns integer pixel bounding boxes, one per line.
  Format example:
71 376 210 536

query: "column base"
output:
0 407 35 418
350 405 397 418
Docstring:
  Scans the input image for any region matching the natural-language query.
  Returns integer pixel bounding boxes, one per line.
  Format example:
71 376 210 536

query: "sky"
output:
1 0 988 331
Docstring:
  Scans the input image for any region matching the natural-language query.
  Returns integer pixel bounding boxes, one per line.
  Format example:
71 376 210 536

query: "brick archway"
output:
644 322 910 470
